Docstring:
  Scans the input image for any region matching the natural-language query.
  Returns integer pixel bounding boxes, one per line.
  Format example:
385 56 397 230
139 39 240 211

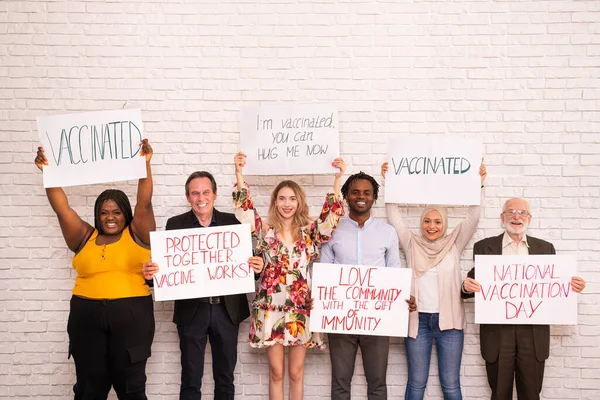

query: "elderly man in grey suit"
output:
461 197 586 400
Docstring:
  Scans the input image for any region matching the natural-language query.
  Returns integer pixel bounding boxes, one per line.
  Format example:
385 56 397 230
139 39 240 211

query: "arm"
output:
320 241 334 264
385 228 402 268
385 203 412 254
381 162 412 253
232 152 266 239
461 240 481 299
309 158 347 244
331 157 346 201
452 194 482 252
130 139 156 246
35 147 93 253
453 158 487 251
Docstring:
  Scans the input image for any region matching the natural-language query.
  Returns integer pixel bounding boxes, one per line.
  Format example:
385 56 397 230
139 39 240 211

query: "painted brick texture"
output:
0 0 599 398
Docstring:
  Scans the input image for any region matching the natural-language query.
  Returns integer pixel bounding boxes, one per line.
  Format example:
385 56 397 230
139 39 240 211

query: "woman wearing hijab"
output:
382 160 486 400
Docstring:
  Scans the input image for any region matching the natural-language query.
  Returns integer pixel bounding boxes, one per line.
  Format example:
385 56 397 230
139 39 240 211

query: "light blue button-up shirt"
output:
320 216 401 268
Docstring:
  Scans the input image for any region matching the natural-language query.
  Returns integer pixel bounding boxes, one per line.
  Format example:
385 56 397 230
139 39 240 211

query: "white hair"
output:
502 197 531 214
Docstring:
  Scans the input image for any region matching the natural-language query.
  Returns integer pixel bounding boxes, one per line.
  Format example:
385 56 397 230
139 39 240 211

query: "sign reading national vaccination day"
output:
37 109 147 188
385 135 483 205
239 104 340 175
474 255 578 325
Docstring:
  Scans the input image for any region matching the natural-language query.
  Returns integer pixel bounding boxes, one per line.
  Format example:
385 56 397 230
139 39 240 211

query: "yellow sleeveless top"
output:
72 228 151 299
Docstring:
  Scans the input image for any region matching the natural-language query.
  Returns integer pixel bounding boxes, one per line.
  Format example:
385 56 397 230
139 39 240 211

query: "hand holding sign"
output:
571 276 586 292
35 146 48 171
248 255 264 274
463 277 481 293
479 158 487 185
143 261 159 280
332 157 347 178
140 139 153 163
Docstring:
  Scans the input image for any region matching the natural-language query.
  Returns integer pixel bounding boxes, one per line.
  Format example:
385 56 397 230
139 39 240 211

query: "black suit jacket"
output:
166 209 251 326
463 233 555 363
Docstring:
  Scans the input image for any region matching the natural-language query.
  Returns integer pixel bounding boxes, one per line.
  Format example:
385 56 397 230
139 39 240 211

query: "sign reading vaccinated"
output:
240 104 339 175
310 263 412 337
149 224 255 301
474 255 578 325
37 109 147 188
385 136 483 205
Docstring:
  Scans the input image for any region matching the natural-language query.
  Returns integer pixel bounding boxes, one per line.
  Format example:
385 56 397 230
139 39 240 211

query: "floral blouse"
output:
233 184 344 348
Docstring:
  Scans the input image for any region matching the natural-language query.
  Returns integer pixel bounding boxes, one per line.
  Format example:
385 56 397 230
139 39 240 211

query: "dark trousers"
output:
178 301 240 400
67 295 155 400
486 325 545 400
328 333 390 400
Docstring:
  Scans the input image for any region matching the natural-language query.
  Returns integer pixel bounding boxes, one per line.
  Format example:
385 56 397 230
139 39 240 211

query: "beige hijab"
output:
410 205 462 278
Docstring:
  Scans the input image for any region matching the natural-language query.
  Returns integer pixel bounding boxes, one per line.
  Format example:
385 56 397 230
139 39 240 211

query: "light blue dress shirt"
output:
320 216 401 268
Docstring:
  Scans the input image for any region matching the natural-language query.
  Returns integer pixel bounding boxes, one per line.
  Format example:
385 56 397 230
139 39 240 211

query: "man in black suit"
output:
461 197 586 400
144 171 263 400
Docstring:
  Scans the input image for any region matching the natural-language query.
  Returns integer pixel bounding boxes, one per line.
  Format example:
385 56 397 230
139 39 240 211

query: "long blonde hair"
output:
268 180 311 241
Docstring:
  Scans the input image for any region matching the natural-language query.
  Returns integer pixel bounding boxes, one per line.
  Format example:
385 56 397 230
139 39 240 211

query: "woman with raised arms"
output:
382 159 487 400
233 152 346 400
35 140 155 400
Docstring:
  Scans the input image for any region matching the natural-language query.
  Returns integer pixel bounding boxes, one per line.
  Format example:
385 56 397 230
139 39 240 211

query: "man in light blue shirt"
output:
321 171 413 400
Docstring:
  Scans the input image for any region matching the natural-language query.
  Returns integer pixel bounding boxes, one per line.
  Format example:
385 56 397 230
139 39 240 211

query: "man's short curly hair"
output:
341 171 380 201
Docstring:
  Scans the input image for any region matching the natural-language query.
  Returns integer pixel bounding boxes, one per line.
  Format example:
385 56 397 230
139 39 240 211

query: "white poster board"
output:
239 104 339 175
37 109 147 188
149 224 255 301
385 136 483 205
474 255 578 325
310 263 412 337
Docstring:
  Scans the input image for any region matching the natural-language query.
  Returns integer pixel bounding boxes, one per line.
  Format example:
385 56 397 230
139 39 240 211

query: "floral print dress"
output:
233 185 344 349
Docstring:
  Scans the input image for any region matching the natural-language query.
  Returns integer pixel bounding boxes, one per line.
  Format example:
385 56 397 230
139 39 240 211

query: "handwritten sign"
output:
37 109 147 188
474 255 578 325
385 136 483 205
239 104 340 175
310 263 412 337
149 224 254 301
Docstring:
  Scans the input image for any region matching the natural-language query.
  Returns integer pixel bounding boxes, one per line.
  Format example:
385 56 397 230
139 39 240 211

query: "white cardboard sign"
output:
149 224 255 301
310 263 412 337
474 255 578 325
37 109 147 188
385 136 483 205
239 104 339 175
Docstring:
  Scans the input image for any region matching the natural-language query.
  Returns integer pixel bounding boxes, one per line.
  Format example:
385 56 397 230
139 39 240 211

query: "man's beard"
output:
504 221 529 236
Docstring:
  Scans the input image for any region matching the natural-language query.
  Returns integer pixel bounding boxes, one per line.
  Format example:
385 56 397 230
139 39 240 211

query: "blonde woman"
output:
233 152 345 400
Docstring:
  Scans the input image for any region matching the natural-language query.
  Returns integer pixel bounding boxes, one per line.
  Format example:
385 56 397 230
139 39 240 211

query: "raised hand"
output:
35 146 48 171
140 139 153 162
381 162 389 178
332 157 347 178
480 158 487 185
234 152 247 174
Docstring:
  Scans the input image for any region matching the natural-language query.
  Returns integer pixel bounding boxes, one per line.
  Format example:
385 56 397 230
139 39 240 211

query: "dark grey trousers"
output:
328 333 390 400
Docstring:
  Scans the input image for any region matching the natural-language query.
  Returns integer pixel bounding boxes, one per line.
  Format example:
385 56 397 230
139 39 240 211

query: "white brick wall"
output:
0 0 598 398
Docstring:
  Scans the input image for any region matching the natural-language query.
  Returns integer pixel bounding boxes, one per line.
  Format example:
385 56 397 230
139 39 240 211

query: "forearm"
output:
136 161 153 211
46 187 71 215
333 175 341 201
236 171 245 191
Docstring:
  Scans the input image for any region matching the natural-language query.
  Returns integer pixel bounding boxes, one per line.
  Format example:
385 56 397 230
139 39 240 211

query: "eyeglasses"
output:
503 209 529 217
